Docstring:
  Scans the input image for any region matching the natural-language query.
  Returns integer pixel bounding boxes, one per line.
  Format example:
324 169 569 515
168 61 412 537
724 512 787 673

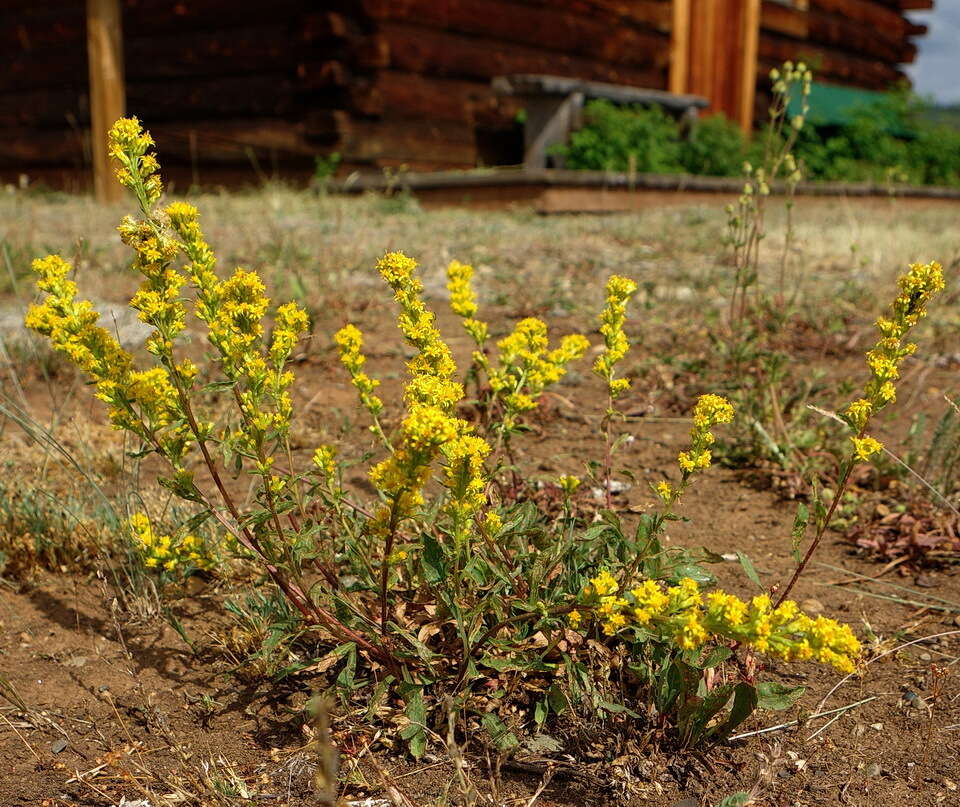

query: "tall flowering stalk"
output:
338 252 493 629
655 393 735 510
446 259 488 347
777 260 945 604
26 118 389 667
593 275 639 507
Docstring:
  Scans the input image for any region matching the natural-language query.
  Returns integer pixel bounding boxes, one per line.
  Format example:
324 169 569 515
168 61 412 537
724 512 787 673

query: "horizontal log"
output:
347 71 493 123
122 0 311 35
896 0 933 8
360 22 667 87
4 24 306 93
807 9 916 63
149 119 317 163
761 1 808 39
0 73 304 128
358 0 669 69
809 0 909 38
0 118 320 168
759 34 903 89
125 74 300 121
305 110 477 165
0 128 89 168
387 0 673 30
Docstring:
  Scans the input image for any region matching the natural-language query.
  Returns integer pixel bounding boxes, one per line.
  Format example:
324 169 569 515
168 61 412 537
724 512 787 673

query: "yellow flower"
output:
853 261 944 425
490 318 588 422
851 435 883 462
446 260 489 346
580 574 860 673
593 274 638 399
558 475 581 494
312 445 338 478
588 570 619 597
334 323 383 418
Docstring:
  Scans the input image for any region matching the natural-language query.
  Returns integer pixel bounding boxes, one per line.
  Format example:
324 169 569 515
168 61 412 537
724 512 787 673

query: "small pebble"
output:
864 763 882 778
919 652 932 662
50 739 67 754
801 598 824 616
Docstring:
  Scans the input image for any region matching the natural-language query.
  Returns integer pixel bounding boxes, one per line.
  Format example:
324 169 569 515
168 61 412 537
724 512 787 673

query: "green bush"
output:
680 114 748 176
561 100 683 172
558 92 960 187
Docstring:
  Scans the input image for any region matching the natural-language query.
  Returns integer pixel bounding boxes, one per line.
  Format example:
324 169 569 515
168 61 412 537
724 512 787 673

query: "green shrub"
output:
561 100 683 172
680 114 748 176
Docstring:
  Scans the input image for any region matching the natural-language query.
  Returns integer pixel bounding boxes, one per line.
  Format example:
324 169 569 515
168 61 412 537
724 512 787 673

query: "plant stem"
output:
775 461 853 606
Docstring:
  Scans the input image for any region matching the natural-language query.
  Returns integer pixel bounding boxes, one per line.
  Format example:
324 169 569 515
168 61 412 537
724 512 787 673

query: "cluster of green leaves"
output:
559 101 747 176
793 91 960 186
560 92 960 187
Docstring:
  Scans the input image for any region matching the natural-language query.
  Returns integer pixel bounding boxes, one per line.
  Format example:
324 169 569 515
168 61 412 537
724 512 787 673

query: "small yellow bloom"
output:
558 475 581 494
851 435 883 462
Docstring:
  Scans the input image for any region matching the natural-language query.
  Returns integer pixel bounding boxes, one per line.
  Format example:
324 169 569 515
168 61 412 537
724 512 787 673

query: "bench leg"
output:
522 92 584 170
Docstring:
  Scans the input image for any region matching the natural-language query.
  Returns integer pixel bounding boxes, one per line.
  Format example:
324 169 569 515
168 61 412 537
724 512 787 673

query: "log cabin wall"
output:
757 0 925 122
0 0 929 188
3 0 340 189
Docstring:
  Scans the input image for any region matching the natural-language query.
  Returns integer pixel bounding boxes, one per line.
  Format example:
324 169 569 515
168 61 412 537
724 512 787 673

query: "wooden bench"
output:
492 74 709 169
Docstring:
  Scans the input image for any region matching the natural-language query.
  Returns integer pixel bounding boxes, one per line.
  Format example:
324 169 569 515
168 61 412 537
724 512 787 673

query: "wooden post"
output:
669 0 691 94
86 0 125 202
737 0 760 134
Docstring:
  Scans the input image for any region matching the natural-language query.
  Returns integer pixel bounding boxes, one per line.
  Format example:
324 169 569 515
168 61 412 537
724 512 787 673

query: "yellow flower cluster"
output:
380 252 464 412
446 260 489 346
558 475 581 494
129 513 212 573
312 444 338 479
24 256 183 438
657 394 734 505
580 572 860 673
487 318 589 426
844 261 944 463
360 253 491 550
32 118 311 510
334 324 384 419
593 275 639 400
108 117 163 204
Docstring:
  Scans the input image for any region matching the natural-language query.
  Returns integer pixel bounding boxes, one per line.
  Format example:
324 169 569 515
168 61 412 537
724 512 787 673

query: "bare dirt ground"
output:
1 189 959 806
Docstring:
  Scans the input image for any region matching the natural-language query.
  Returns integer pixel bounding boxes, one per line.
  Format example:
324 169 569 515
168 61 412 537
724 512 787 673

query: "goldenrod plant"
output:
776 260 944 604
26 118 874 756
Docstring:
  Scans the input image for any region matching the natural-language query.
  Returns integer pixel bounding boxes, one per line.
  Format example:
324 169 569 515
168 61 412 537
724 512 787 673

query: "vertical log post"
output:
737 0 761 134
669 0 691 95
86 0 125 202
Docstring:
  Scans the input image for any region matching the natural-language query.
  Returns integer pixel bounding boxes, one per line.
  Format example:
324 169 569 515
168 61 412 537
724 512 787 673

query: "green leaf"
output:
481 713 519 751
421 534 446 584
364 675 395 721
756 681 805 711
700 645 733 669
791 501 809 564
714 682 758 740
598 700 641 718
667 562 714 586
534 698 548 727
400 686 427 759
735 550 763 591
714 792 751 807
463 555 489 586
335 643 358 691
547 684 567 715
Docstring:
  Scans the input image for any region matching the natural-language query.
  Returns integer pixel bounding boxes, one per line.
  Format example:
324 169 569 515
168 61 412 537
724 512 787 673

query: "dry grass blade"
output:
815 562 960 613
